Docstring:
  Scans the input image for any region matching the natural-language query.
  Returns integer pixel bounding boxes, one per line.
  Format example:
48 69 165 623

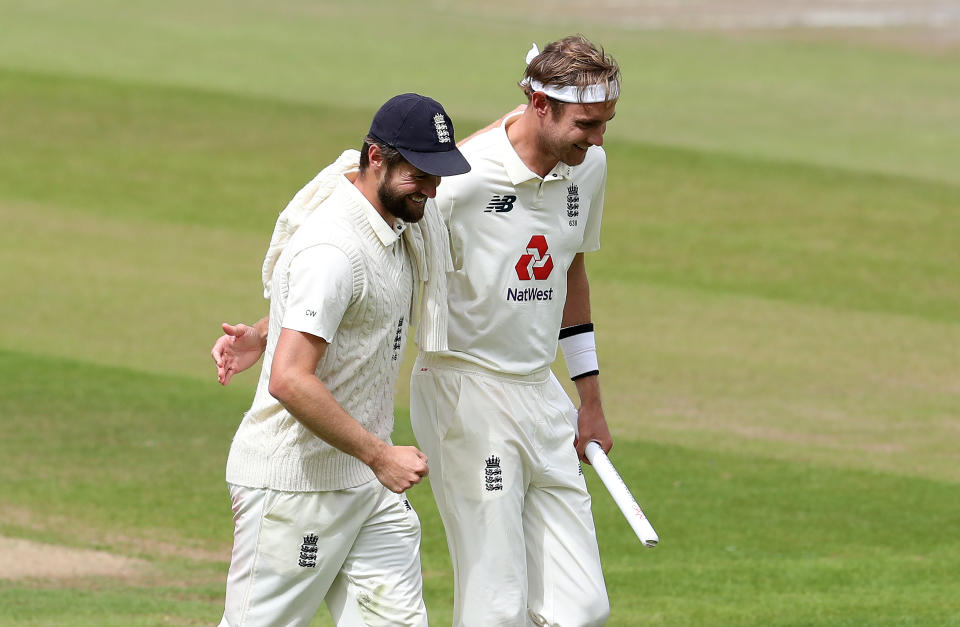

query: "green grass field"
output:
1 1 959 624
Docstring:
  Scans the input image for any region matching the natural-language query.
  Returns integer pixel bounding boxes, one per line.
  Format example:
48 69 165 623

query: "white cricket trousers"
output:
218 480 428 627
410 353 610 627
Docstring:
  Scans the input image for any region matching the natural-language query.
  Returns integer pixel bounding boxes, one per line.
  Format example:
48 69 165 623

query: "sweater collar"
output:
340 176 401 247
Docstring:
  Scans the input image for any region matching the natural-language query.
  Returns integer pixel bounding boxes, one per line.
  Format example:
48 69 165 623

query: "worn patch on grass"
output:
0 535 148 581
606 0 958 31
0 507 231 564
504 0 960 34
458 0 960 53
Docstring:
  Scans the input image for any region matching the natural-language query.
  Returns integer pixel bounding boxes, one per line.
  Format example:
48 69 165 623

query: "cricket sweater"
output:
226 176 413 492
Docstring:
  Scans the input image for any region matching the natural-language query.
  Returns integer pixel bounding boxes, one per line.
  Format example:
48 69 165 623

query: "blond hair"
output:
519 35 621 103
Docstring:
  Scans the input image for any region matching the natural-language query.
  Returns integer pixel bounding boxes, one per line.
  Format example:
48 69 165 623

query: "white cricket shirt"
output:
434 114 606 375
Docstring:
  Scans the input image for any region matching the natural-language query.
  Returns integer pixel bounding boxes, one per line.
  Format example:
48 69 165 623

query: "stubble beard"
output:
538 125 586 169
377 176 425 224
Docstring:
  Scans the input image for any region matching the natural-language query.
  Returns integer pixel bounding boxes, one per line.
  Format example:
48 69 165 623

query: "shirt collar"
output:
341 175 402 247
498 113 573 185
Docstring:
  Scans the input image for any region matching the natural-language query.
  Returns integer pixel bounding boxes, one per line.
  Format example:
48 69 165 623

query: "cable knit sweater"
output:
226 176 412 491
261 149 451 352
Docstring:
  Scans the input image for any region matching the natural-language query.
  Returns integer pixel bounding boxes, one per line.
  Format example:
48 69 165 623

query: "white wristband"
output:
559 323 599 381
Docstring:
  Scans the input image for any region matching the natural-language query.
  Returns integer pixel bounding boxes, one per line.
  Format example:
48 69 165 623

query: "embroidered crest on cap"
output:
433 113 451 144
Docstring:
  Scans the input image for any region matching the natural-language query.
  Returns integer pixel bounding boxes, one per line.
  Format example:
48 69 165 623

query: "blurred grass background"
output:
0 0 958 624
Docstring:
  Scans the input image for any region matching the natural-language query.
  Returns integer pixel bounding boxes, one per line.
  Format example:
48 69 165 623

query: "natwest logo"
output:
515 235 554 281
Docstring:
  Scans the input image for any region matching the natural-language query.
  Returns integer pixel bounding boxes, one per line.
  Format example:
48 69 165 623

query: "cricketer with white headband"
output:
523 41 608 384
408 36 621 625
521 42 620 104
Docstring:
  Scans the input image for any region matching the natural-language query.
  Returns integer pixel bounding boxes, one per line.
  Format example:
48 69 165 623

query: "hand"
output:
573 402 613 464
369 445 429 493
211 322 266 385
457 104 528 146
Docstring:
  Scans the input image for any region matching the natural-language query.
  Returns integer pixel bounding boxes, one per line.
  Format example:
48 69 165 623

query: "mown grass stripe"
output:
1 349 958 625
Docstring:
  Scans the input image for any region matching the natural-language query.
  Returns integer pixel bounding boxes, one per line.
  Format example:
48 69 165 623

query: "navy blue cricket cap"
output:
368 93 471 177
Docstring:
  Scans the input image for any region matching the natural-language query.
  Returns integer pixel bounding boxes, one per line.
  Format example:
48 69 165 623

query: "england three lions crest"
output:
299 533 319 568
484 455 503 491
433 113 451 144
566 184 580 227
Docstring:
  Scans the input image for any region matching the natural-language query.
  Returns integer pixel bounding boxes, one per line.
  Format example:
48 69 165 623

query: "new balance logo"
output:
484 195 516 213
299 533 319 568
514 235 553 280
484 455 503 492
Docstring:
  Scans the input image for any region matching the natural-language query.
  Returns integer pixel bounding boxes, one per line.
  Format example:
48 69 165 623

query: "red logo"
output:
515 235 554 280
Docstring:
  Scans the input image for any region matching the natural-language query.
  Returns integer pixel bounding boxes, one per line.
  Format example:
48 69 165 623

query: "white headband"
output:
520 43 619 104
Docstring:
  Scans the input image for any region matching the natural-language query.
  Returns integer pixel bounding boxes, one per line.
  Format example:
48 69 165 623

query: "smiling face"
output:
539 98 617 167
376 160 440 224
